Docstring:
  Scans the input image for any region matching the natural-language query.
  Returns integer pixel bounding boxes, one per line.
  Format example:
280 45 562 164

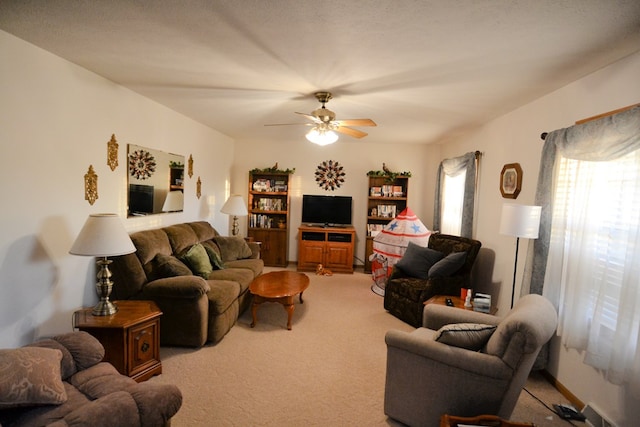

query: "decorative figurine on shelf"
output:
464 289 473 308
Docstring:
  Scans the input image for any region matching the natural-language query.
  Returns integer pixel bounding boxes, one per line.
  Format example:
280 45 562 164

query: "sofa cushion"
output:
224 258 264 277
213 236 253 262
428 251 467 278
164 223 200 255
396 242 444 279
434 323 497 351
150 254 193 280
0 347 67 408
187 221 219 241
208 268 255 293
131 229 173 266
207 280 241 314
179 244 213 279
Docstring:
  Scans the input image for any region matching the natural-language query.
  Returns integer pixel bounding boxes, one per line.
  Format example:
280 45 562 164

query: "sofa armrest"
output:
247 241 261 259
141 276 210 299
385 329 510 380
129 383 183 427
423 304 501 329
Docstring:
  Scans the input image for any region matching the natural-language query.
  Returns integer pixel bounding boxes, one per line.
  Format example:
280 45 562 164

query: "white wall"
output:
0 31 235 348
438 51 640 425
230 140 441 264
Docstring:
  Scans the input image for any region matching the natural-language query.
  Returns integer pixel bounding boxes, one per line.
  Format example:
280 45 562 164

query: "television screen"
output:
129 184 154 215
302 195 352 226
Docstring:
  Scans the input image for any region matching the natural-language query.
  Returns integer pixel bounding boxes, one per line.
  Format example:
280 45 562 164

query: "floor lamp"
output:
221 194 248 236
499 204 541 308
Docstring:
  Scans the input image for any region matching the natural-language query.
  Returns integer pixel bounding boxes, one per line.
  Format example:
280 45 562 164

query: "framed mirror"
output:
127 144 185 217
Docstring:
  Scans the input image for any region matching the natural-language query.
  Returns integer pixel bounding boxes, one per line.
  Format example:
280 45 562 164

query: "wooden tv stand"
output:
297 225 355 274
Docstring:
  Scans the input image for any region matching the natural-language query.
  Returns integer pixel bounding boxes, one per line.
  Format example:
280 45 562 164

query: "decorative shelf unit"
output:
364 175 410 273
169 166 184 191
248 171 292 267
297 225 355 274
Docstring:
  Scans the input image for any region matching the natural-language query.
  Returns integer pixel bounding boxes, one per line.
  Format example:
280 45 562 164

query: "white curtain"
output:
531 106 640 393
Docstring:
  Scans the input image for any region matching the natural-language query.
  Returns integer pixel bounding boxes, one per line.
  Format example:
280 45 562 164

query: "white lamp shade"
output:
306 127 338 145
162 191 184 212
221 195 248 216
499 204 542 239
69 213 136 257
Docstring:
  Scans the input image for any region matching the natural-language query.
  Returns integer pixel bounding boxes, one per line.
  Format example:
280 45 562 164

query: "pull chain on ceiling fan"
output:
265 91 376 145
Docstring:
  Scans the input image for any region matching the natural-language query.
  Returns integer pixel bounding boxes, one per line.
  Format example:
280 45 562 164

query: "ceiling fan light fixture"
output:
306 127 338 145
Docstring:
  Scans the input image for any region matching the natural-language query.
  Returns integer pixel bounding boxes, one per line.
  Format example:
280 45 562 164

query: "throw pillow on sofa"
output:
395 242 445 279
179 243 213 278
150 254 193 281
428 251 467 278
0 347 67 408
213 236 253 262
434 323 496 351
202 242 225 270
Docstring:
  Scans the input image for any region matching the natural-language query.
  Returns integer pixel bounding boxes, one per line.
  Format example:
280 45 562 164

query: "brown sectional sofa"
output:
0 331 182 426
110 221 263 347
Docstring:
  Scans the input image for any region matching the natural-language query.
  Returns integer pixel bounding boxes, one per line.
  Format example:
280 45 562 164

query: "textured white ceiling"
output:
1 0 639 145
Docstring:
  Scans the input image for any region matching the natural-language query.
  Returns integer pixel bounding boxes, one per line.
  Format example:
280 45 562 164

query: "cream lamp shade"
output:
162 190 184 212
69 213 135 316
221 195 248 236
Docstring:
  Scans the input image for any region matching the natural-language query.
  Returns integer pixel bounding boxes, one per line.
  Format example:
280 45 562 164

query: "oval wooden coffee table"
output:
249 271 310 330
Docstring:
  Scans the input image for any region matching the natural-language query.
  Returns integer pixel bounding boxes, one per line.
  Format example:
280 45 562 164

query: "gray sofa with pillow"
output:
0 331 182 427
384 294 558 426
110 221 263 347
384 233 481 327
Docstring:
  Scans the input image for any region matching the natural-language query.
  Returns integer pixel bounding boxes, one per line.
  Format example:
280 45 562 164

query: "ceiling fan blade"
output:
334 118 377 127
264 123 313 127
295 112 323 124
336 126 368 139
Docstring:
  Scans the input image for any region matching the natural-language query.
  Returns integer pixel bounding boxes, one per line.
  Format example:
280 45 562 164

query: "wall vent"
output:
582 402 617 427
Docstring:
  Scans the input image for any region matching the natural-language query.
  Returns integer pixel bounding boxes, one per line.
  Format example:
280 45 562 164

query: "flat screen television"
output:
129 184 154 215
302 195 352 227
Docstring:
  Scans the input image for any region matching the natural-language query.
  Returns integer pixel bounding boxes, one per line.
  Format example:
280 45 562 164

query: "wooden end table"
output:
249 271 309 330
425 295 498 315
73 300 162 382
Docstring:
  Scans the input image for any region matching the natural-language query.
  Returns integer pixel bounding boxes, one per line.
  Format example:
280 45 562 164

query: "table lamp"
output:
69 213 136 315
499 204 541 308
162 190 184 212
221 194 248 236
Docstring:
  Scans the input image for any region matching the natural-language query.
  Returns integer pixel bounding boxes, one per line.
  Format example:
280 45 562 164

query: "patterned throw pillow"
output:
395 242 445 279
434 323 497 351
0 347 67 408
179 243 213 278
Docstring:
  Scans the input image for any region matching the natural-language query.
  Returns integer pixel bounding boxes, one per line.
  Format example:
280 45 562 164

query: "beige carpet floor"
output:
149 267 573 426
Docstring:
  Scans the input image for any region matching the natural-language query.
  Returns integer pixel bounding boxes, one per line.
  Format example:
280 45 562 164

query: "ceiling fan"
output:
266 91 376 145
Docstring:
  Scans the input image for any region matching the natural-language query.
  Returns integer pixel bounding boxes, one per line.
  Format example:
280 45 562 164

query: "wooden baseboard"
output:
540 370 584 409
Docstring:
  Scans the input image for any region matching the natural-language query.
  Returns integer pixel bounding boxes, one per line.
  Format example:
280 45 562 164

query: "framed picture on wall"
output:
500 163 522 199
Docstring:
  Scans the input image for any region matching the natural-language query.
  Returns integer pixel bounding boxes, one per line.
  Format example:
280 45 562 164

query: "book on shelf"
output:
370 186 382 196
392 185 404 197
377 204 397 218
367 223 384 236
382 185 393 197
250 214 274 228
256 198 283 211
252 178 288 192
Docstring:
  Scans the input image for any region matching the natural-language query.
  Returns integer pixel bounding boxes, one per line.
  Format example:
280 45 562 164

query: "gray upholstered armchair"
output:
384 294 557 427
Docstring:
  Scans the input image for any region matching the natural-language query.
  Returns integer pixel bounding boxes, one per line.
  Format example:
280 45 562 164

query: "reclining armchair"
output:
384 233 481 327
384 294 558 427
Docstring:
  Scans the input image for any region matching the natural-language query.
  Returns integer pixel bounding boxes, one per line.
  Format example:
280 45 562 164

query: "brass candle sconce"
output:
84 165 98 205
107 134 119 171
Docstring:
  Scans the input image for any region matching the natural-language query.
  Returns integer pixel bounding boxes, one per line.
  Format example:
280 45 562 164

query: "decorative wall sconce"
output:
84 165 98 205
196 176 202 199
107 134 118 171
188 154 194 178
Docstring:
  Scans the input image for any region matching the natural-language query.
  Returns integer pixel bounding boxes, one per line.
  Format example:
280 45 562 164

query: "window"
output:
440 172 465 235
544 149 640 385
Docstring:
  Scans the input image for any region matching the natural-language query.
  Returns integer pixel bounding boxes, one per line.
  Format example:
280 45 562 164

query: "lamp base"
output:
92 299 118 316
92 257 118 316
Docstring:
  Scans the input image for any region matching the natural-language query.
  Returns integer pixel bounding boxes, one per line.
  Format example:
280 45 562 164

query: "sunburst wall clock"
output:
128 149 156 180
315 160 346 191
